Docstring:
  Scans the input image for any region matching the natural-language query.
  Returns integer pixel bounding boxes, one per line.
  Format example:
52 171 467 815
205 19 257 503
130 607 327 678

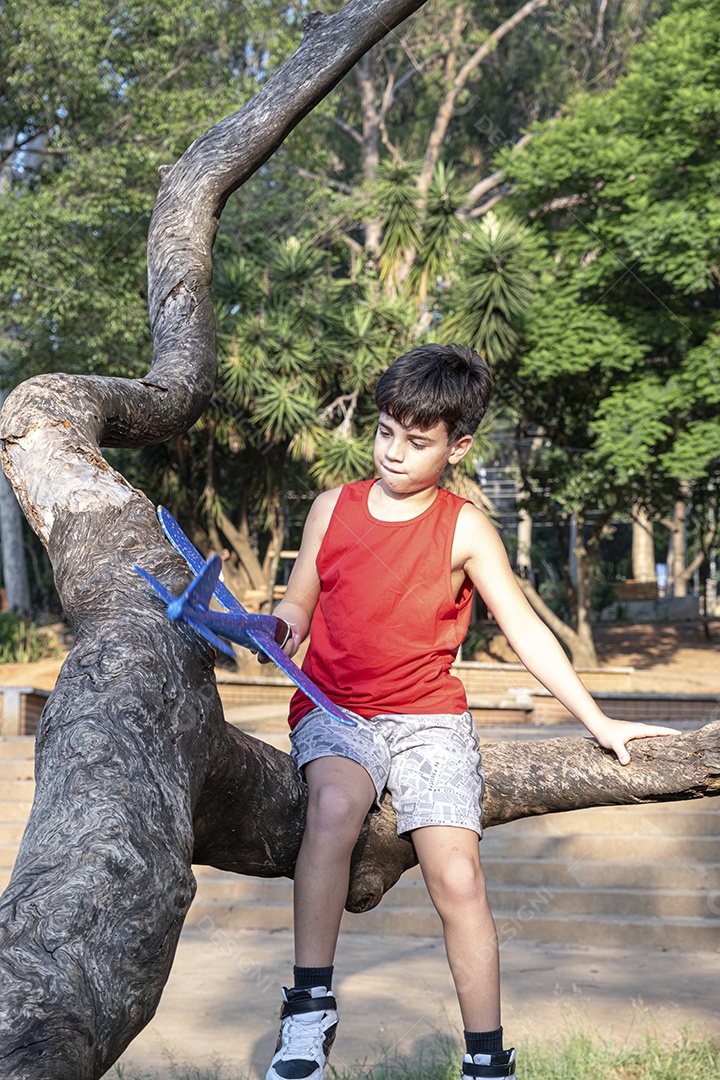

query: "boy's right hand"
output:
257 617 293 665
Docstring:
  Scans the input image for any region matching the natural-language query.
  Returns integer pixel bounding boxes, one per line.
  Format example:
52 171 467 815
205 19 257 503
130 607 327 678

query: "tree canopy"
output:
481 0 720 651
3 0 713 646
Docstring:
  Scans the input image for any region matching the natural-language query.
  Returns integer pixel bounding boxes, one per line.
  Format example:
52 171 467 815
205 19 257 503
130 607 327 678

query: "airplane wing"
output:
148 506 356 727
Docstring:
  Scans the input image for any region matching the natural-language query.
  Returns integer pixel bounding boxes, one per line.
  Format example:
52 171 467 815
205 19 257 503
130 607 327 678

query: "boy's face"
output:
374 412 473 496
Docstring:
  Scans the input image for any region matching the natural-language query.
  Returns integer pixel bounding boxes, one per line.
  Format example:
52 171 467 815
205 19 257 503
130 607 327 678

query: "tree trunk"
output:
514 507 600 668
516 505 532 578
355 50 383 256
218 505 269 596
0 2 437 1075
0 467 31 617
573 568 599 668
632 502 656 583
0 373 33 616
567 512 599 668
416 0 549 195
0 388 32 616
516 575 597 668
662 498 716 599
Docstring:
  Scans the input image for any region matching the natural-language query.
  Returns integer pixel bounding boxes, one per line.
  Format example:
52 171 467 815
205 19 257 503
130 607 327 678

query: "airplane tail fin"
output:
135 557 236 660
168 554 222 620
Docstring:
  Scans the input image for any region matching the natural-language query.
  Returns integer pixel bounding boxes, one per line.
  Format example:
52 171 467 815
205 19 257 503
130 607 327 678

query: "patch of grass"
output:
112 1032 720 1080
113 1064 250 1080
520 1031 720 1079
0 611 59 663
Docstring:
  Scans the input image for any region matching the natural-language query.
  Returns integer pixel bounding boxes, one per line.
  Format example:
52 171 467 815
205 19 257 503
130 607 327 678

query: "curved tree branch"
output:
417 0 548 194
0 2 434 1076
193 720 720 914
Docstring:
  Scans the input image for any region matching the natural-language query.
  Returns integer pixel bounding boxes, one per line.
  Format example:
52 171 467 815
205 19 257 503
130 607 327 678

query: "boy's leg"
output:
294 754 377 965
411 825 500 1032
266 754 376 1080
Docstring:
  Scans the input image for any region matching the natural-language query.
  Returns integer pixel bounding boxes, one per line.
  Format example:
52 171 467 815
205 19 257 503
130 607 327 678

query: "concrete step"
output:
0 779 35 801
0 821 28 846
0 799 33 820
0 843 19 869
491 803 720 837
0 737 34 761
489 882 719 920
191 869 719 920
481 830 720 864
0 759 34 782
3 859 715 953
487 856 720 892
0 800 33 823
186 897 720 951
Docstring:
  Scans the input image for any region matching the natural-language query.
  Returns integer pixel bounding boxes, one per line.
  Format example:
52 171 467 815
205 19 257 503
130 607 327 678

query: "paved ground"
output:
3 639 718 1078
111 926 720 1079
5 618 720 696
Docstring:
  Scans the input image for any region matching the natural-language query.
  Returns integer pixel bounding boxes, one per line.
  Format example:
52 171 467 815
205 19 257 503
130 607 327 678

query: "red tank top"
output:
287 479 473 728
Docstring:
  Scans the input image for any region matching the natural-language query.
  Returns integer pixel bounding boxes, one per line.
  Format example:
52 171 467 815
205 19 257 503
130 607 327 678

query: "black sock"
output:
293 965 334 991
464 1027 504 1057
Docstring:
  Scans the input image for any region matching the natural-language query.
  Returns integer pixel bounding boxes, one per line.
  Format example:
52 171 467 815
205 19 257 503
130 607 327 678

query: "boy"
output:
264 344 676 1080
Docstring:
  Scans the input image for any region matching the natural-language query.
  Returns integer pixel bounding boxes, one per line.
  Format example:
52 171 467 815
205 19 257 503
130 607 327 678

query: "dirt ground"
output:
592 618 720 694
2 625 718 1077
2 619 718 697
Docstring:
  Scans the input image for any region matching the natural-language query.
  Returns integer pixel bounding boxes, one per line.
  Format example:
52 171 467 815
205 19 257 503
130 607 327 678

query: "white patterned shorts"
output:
289 707 485 837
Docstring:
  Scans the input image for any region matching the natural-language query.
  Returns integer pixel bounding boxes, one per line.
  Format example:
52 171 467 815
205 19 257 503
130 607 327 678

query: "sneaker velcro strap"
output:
281 995 336 1018
463 1062 515 1078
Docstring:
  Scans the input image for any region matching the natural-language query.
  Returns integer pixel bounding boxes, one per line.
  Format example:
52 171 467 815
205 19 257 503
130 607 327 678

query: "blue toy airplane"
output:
134 506 356 727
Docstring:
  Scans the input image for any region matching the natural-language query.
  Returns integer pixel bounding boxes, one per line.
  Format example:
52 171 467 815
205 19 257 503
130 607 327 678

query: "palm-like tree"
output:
124 234 412 614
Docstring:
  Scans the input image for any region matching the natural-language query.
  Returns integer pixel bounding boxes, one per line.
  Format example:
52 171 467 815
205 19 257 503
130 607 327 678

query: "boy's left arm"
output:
459 506 679 765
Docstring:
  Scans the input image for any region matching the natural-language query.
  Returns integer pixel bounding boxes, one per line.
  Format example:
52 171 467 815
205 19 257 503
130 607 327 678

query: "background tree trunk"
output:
515 574 596 668
355 49 384 256
516 505 533 579
632 502 656 583
0 389 32 617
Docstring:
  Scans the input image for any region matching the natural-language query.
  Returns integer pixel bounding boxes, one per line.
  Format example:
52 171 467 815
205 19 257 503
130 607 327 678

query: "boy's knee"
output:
427 854 487 908
306 782 370 834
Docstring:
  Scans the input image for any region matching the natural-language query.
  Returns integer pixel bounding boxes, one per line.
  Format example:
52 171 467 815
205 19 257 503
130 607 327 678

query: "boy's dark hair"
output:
374 343 492 444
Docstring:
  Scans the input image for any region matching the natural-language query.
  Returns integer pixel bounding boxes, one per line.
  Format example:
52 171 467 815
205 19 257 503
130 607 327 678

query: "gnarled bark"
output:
0 1 433 1075
0 2 718 1078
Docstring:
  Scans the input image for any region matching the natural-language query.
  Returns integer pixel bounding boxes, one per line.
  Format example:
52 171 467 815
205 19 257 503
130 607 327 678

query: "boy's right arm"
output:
264 488 340 659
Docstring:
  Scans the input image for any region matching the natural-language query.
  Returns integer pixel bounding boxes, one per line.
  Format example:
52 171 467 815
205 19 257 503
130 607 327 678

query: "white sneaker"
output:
461 1047 517 1079
266 986 338 1080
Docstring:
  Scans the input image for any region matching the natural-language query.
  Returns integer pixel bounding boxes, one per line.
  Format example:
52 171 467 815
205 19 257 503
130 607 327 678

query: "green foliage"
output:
442 212 538 363
0 0 300 383
441 0 720 631
376 161 422 291
0 612 58 663
1 0 686 613
501 0 720 494
409 163 468 303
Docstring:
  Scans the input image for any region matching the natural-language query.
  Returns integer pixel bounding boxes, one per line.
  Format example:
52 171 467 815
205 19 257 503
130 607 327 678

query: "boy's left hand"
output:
591 717 680 766
257 617 294 665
